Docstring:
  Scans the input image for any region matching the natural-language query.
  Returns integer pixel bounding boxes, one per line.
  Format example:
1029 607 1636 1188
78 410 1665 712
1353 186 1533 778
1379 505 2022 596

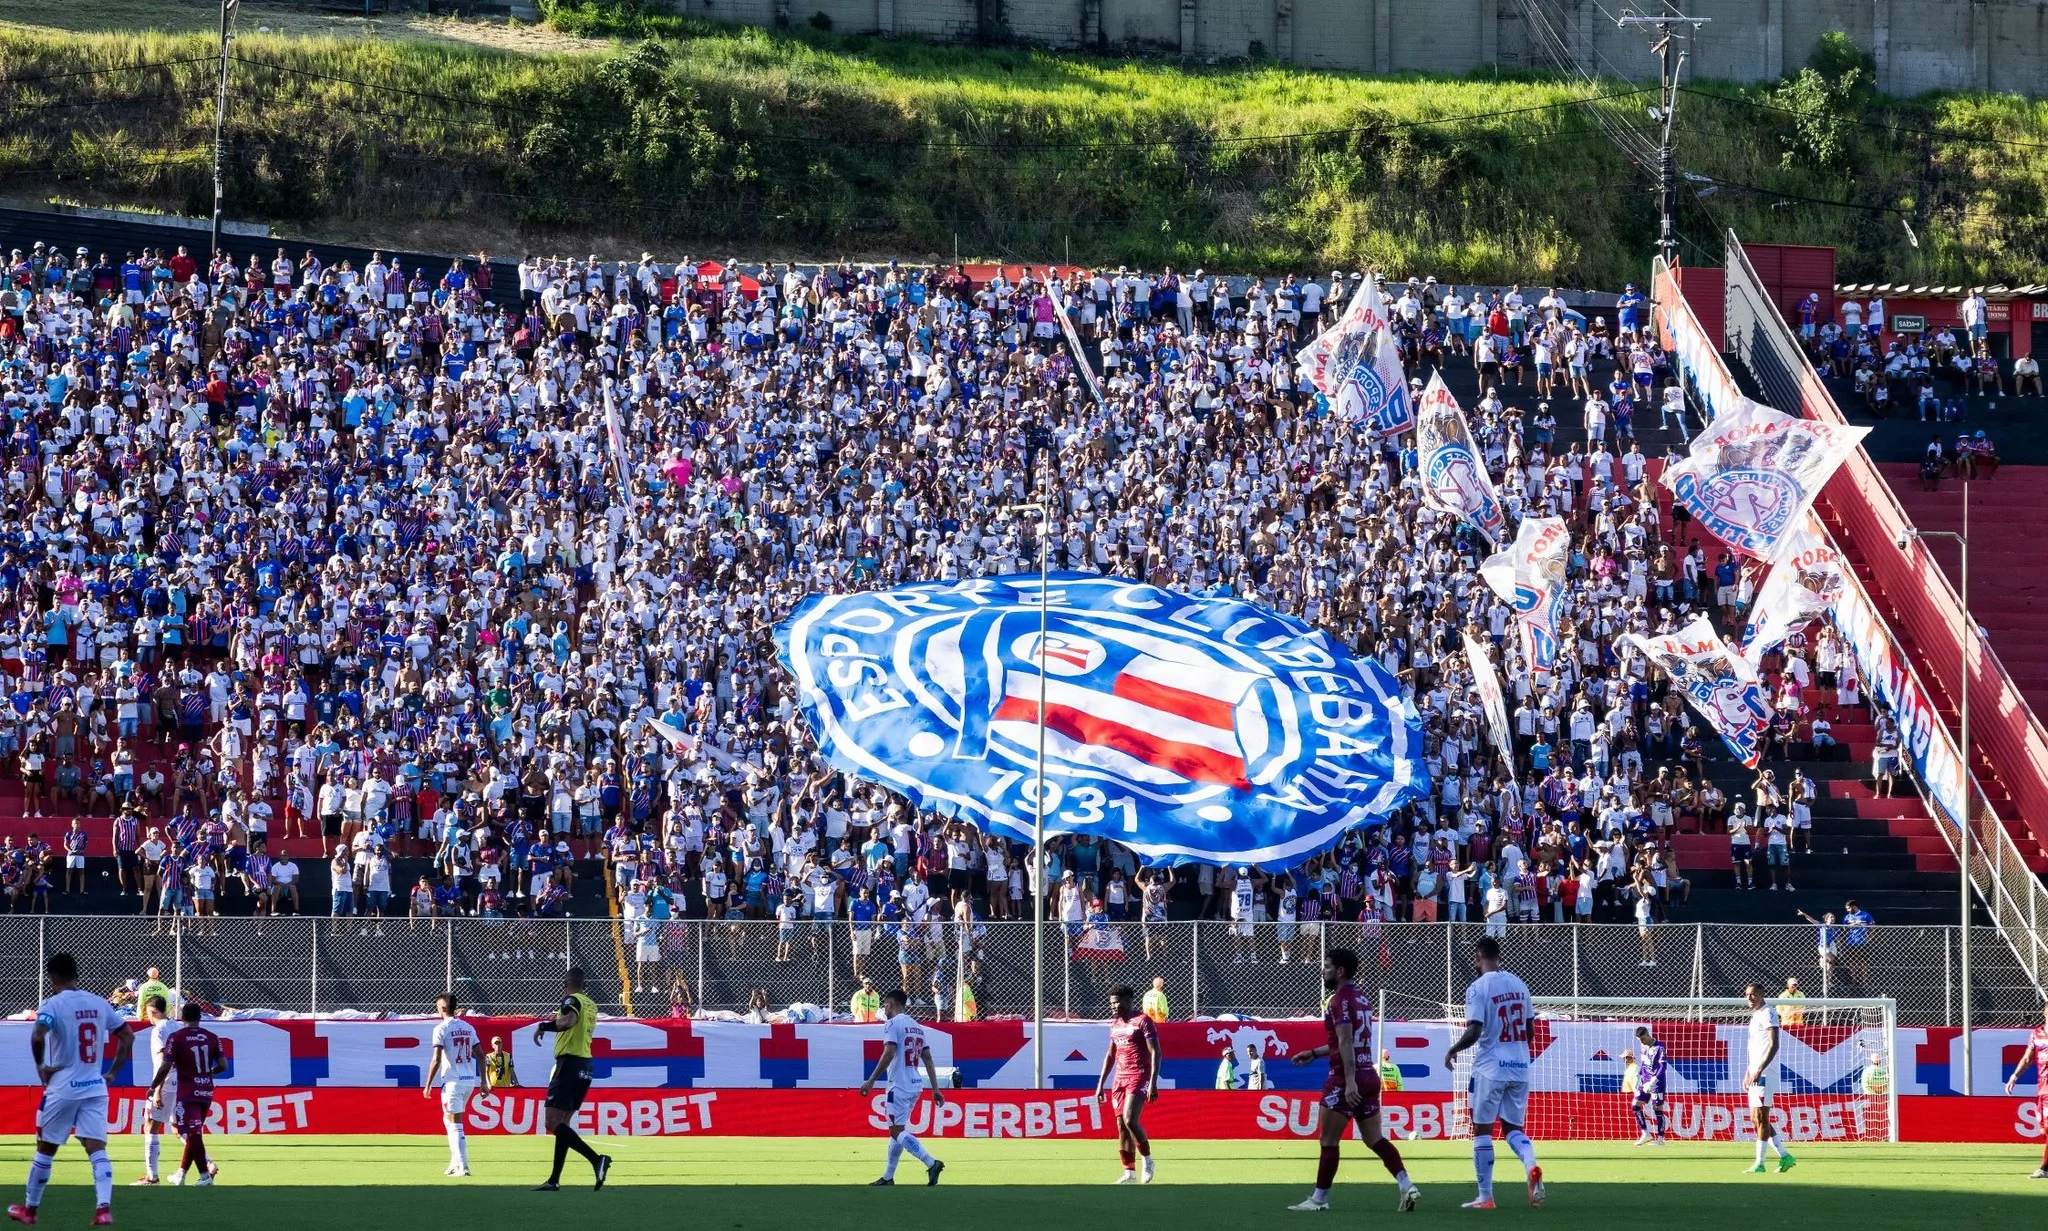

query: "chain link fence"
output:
6 915 2042 1025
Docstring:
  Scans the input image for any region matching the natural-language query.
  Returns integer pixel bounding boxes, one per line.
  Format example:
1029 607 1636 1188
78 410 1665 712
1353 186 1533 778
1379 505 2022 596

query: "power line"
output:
0 55 218 88
1687 173 1910 215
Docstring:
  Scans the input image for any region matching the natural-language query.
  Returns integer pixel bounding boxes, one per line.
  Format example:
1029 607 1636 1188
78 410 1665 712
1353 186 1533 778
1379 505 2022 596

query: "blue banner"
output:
775 575 1430 867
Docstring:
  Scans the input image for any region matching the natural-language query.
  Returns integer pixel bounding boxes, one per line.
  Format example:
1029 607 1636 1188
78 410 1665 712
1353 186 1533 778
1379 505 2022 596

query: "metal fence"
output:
5 915 2041 1025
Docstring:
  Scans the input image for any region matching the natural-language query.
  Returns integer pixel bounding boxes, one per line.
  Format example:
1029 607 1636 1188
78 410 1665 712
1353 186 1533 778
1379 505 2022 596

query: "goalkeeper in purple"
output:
1631 1026 1669 1145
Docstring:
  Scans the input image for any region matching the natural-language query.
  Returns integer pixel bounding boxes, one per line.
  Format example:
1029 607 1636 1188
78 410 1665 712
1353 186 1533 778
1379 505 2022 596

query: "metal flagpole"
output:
1005 500 1053 1088
209 0 237 260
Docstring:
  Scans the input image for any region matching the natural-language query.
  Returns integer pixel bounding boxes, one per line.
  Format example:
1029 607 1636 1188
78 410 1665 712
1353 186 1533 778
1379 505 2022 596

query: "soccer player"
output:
1443 935 1544 1209
10 953 130 1226
2000 1000 2048 1177
130 995 175 1186
146 1003 225 1187
424 994 481 1177
858 989 945 1187
1741 983 1796 1174
1631 1025 1668 1145
531 968 611 1192
1093 984 1160 1184
1285 947 1418 1213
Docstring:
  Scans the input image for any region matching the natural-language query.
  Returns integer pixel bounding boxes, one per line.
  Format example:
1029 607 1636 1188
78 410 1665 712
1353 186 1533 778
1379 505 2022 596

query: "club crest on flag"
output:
776 575 1429 866
1335 358 1386 422
1670 466 1802 553
1622 616 1773 768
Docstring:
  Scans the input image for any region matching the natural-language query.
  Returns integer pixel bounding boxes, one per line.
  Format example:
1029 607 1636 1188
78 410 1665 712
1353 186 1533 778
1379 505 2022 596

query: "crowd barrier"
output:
0 1087 2032 1144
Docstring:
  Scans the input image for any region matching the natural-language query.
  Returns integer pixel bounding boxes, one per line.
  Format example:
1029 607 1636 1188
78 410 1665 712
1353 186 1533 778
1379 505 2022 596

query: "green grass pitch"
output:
0 1137 2040 1228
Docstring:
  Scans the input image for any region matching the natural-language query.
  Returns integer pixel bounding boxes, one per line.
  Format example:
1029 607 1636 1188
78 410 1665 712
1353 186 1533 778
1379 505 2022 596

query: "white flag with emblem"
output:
1739 514 1847 664
1416 372 1507 544
1662 396 1868 565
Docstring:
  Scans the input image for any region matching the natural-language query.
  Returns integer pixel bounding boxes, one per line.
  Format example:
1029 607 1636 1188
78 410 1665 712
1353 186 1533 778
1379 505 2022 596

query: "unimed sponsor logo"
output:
868 1094 1108 1138
464 1092 721 1136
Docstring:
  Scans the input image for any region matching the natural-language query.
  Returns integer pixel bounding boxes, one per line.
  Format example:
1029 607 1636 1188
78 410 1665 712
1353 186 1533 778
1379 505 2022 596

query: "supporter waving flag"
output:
1621 615 1773 769
1296 273 1412 439
1479 515 1569 679
1739 514 1847 665
1460 632 1517 780
1415 372 1507 544
776 574 1430 867
1662 396 1869 564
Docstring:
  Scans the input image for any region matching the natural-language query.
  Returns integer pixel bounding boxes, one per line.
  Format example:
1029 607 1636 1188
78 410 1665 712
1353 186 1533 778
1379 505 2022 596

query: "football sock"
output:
1506 1130 1538 1172
1119 1148 1135 1169
89 1150 113 1206
144 1133 161 1179
554 1124 598 1169
1753 1138 1768 1166
884 1136 904 1180
1315 1145 1340 1191
1473 1135 1496 1199
24 1153 51 1208
185 1131 207 1173
1768 1136 1791 1159
549 1131 569 1183
900 1133 935 1166
1632 1105 1650 1134
449 1123 468 1167
1654 1107 1669 1137
1137 1140 1151 1158
1369 1137 1408 1186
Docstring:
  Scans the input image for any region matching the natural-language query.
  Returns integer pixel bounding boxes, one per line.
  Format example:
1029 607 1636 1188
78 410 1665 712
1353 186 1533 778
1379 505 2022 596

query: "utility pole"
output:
1617 9 1708 268
210 0 238 261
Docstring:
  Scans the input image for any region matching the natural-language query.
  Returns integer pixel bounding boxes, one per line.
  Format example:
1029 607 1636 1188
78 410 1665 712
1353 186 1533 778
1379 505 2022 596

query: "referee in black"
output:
533 968 611 1190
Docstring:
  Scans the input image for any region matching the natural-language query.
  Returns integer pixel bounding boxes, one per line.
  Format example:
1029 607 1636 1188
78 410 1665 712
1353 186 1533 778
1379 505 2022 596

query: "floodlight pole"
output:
1006 500 1053 1088
1618 11 1708 268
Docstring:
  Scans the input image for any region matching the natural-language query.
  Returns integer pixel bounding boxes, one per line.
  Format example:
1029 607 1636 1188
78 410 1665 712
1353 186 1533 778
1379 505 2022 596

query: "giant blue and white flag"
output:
1416 372 1507 544
1480 515 1569 679
775 575 1430 867
1739 513 1846 665
1662 396 1868 564
1621 615 1773 769
1297 274 1413 439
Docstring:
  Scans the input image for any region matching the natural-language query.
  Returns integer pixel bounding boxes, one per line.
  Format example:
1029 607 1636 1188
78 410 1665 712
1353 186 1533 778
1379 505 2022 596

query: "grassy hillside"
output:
3 17 2048 286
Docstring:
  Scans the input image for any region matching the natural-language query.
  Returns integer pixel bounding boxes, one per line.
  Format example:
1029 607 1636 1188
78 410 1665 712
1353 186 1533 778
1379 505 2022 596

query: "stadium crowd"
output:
0 237 1861 952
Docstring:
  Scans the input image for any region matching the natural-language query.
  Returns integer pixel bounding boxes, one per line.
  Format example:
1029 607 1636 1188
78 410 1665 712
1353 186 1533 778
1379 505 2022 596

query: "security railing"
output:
8 915 2040 1027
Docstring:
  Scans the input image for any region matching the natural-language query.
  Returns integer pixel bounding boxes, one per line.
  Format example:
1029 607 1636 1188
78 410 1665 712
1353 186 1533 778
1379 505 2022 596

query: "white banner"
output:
1415 372 1507 544
1740 514 1847 664
1052 290 1108 408
1295 273 1378 397
1480 516 1569 677
1663 396 1869 564
1621 615 1774 768
1462 632 1517 779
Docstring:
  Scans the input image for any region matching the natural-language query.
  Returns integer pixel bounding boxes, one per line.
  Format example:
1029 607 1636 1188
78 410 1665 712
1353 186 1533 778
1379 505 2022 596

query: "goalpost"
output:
1420 996 1899 1145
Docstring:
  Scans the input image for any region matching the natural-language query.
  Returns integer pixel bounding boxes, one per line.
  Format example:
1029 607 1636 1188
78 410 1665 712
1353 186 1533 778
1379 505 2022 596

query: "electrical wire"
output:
0 55 219 88
1677 84 2048 153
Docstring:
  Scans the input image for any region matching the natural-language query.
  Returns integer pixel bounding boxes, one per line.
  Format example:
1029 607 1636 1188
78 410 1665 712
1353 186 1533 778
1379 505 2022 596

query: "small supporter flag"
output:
1621 615 1773 768
1662 396 1868 564
1739 514 1847 664
1296 274 1412 440
1479 516 1569 679
1416 373 1507 545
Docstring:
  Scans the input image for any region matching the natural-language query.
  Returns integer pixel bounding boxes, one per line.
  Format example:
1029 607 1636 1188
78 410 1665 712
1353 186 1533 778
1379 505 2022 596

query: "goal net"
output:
1429 996 1898 1145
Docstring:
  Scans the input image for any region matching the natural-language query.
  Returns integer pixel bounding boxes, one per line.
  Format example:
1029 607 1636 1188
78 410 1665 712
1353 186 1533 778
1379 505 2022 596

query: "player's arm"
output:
424 1043 444 1096
30 1017 52 1086
146 1048 173 1100
1146 1020 1161 1101
532 1002 576 1046
107 1019 133 1080
2006 1042 2036 1094
1334 1023 1361 1100
1443 1018 1485 1070
921 1043 945 1106
860 1042 896 1097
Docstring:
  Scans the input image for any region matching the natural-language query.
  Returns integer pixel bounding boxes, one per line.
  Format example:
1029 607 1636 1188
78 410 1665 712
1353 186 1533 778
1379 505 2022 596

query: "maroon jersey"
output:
166 1024 223 1101
1108 1013 1159 1088
1323 982 1372 1081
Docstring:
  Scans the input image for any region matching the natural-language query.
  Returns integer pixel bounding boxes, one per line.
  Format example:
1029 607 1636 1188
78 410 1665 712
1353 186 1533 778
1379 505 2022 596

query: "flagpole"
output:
1006 500 1052 1088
